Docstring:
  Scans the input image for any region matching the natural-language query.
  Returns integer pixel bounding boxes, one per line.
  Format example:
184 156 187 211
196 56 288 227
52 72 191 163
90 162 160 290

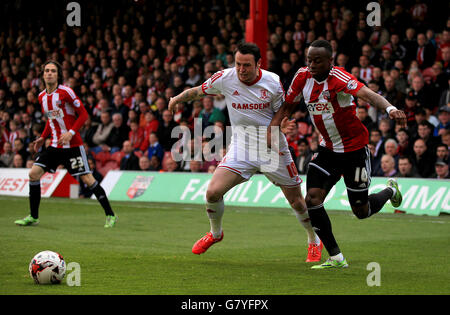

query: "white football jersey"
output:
201 67 288 151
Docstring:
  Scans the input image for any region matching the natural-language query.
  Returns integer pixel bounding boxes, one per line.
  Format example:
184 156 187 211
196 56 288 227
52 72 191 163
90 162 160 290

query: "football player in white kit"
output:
168 41 322 262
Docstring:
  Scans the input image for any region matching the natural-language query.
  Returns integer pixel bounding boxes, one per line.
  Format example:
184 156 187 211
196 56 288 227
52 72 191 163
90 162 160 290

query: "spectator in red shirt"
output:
122 85 134 108
139 110 160 152
396 128 413 157
128 119 144 151
403 94 419 126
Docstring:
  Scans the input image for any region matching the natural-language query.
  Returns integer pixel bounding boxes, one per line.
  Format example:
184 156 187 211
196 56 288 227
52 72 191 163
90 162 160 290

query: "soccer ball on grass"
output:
29 250 66 284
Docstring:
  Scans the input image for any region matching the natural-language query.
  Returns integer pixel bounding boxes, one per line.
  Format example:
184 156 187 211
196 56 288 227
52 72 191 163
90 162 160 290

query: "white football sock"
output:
389 186 397 198
206 199 225 239
330 253 344 262
294 210 320 245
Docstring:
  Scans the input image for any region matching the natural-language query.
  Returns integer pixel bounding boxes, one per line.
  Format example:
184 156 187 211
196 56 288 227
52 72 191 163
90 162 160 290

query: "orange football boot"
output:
306 240 323 262
192 231 224 255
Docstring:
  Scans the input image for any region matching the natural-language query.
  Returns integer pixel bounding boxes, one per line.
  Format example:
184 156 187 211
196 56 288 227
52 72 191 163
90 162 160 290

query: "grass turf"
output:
0 196 449 295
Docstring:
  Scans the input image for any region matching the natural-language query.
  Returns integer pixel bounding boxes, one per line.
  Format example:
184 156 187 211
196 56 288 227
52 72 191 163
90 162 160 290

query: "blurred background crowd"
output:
0 0 449 197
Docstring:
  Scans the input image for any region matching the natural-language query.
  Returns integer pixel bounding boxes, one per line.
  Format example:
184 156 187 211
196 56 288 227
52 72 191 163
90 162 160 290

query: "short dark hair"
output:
437 143 448 150
418 121 433 129
298 138 309 146
370 128 381 135
309 39 333 58
234 41 261 63
399 155 412 164
41 60 63 85
357 105 368 112
415 107 426 116
397 128 410 137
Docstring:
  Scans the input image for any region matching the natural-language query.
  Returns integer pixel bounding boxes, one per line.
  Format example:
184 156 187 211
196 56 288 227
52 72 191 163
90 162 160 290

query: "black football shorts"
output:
306 146 372 206
34 145 91 176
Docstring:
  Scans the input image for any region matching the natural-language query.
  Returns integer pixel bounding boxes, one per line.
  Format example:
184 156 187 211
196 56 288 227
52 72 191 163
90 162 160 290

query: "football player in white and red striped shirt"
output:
14 60 117 228
270 40 406 269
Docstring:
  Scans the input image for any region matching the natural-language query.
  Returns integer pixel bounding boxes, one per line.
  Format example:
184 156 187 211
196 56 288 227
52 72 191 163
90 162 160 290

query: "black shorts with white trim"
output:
34 145 91 176
306 145 371 205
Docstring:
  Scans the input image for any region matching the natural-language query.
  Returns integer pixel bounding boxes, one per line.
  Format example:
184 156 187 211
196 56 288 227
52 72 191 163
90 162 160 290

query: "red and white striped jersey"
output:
293 31 306 42
38 85 89 149
411 3 427 20
285 66 368 153
8 131 19 147
359 66 374 84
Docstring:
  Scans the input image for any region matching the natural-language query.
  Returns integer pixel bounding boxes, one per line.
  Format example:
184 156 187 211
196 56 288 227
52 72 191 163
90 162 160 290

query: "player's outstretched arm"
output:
267 100 299 148
356 85 407 128
168 85 205 113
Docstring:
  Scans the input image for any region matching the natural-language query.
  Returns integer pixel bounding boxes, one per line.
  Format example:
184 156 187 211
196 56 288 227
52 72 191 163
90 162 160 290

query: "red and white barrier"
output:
0 168 79 198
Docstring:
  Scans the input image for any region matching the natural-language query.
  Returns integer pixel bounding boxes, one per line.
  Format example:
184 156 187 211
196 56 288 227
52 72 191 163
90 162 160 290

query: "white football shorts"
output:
217 141 302 187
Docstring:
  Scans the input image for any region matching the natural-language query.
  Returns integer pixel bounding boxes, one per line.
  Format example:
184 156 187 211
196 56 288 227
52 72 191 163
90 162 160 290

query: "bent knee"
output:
28 170 42 182
351 204 369 219
80 173 96 187
353 211 367 220
206 189 223 203
305 194 324 208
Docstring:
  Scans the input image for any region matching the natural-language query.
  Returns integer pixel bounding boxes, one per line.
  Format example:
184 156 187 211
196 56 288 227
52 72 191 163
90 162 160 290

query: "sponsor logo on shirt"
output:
306 102 335 115
231 102 270 110
46 108 65 119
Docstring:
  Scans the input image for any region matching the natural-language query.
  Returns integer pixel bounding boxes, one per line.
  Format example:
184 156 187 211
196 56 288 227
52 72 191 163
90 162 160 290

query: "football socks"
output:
294 209 320 245
206 199 225 239
90 181 115 217
307 204 341 257
29 181 41 219
367 188 394 218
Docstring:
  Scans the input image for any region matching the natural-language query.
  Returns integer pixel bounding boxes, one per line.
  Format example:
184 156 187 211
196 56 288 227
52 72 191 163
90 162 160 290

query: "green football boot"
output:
14 215 39 226
104 215 118 228
387 178 403 208
311 258 349 269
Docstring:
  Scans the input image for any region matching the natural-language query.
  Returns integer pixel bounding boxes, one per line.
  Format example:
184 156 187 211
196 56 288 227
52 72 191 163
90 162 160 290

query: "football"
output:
29 250 66 284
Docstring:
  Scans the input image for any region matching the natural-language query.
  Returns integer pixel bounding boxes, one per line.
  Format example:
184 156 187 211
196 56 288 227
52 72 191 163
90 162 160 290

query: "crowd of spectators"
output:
1 0 449 188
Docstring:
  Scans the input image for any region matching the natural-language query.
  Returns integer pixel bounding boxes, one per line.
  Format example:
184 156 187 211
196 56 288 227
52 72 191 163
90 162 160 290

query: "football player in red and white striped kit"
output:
14 60 117 228
270 40 406 269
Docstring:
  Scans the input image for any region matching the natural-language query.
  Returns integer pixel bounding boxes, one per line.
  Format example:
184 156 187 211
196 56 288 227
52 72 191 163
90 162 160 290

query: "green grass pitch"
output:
0 196 449 295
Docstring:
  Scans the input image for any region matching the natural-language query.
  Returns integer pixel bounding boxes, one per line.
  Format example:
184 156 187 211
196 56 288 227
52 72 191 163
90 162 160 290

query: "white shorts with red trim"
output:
217 142 302 187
